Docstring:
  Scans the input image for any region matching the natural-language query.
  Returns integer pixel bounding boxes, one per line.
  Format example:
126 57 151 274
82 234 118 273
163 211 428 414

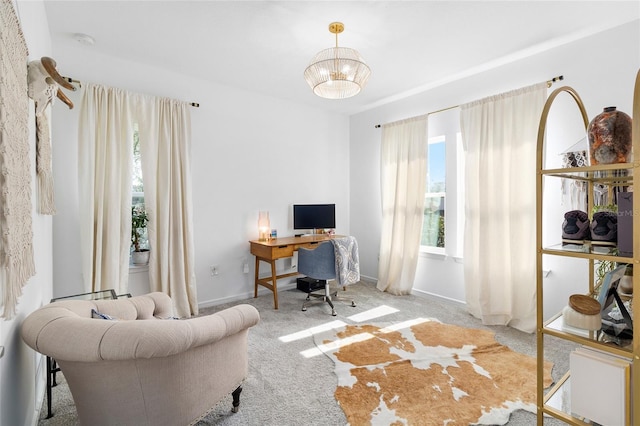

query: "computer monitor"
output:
293 204 335 230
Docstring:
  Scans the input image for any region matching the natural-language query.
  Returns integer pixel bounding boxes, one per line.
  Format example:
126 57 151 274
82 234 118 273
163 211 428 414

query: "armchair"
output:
21 292 260 425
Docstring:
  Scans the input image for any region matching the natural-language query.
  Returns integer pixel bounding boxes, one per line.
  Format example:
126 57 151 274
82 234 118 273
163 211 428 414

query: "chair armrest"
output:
22 304 260 361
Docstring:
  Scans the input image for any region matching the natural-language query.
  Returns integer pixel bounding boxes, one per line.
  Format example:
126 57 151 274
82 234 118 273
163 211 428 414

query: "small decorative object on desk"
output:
270 229 277 239
258 211 270 241
587 106 632 165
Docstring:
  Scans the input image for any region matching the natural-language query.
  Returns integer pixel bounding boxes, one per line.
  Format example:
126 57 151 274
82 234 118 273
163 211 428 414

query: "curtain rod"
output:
61 76 200 107
374 75 564 128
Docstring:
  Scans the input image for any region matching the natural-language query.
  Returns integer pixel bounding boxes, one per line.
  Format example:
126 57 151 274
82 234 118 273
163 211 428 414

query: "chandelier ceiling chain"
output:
304 21 371 100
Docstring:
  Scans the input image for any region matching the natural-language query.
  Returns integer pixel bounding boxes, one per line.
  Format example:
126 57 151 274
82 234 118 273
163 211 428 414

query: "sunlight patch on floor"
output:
378 317 433 333
300 331 376 358
278 320 347 343
348 305 399 323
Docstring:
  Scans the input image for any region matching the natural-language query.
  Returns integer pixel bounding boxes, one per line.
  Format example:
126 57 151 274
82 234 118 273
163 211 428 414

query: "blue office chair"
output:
297 241 356 316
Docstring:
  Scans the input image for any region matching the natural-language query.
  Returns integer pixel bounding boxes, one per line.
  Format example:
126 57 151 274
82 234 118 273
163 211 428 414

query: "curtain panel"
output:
78 84 134 296
460 82 547 333
377 117 428 295
78 85 197 317
138 97 198 317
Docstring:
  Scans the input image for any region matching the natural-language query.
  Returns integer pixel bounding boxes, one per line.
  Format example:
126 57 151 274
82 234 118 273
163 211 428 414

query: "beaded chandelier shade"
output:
304 22 371 100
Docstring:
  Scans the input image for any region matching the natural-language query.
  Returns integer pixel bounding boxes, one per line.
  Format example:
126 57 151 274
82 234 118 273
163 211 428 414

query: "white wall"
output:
349 20 640 318
1 1 54 424
49 38 350 306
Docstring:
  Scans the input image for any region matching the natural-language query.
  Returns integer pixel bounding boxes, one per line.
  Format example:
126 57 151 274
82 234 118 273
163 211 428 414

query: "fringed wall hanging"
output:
0 0 35 319
27 56 76 215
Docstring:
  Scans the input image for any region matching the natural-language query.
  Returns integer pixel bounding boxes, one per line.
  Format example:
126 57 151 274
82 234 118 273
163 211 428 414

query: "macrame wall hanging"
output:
0 0 35 319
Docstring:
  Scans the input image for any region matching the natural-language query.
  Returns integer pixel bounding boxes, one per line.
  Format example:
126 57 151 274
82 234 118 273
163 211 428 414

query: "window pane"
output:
422 137 446 248
427 140 446 193
131 126 148 251
132 128 143 193
422 195 444 247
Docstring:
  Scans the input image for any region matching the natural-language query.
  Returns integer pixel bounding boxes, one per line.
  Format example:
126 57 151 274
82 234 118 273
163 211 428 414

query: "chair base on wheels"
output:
301 280 356 316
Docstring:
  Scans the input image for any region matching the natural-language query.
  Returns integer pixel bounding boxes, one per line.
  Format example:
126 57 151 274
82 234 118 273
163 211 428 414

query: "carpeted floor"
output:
38 280 574 425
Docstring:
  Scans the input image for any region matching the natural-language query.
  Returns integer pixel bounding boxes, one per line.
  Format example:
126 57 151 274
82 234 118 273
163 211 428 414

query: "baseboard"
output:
27 354 47 426
196 276 462 310
198 280 299 310
411 287 466 307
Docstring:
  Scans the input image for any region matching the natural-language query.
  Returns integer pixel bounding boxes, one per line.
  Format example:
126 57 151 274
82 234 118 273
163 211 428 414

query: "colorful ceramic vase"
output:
587 106 632 165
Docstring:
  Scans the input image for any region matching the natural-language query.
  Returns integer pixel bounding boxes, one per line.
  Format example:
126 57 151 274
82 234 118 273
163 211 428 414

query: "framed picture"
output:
597 264 628 309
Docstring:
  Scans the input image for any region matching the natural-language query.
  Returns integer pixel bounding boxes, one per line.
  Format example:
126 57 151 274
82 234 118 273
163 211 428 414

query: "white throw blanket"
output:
331 236 360 287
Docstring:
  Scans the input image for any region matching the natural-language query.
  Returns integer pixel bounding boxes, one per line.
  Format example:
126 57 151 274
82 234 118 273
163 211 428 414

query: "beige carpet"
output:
317 319 553 425
39 282 571 425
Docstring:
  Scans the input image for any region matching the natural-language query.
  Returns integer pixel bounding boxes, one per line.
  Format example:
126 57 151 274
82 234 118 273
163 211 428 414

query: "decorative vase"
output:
587 106 632 165
132 249 150 265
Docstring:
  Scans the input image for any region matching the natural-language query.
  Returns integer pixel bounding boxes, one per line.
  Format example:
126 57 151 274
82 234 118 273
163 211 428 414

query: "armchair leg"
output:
231 386 242 413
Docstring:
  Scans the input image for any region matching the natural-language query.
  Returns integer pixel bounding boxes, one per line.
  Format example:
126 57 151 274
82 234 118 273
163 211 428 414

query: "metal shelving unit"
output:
535 70 640 425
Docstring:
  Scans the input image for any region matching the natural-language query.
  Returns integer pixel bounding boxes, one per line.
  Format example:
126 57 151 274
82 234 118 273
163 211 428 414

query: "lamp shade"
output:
304 22 371 100
258 211 270 241
304 47 371 99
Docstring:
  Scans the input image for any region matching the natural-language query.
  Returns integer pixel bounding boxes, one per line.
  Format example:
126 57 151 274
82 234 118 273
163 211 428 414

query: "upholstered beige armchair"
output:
21 292 260 426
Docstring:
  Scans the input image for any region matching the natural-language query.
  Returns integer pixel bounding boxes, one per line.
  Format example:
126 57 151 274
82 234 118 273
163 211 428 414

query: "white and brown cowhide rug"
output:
316 319 553 425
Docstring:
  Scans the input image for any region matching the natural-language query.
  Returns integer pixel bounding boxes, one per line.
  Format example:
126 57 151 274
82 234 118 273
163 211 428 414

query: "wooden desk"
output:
249 234 340 309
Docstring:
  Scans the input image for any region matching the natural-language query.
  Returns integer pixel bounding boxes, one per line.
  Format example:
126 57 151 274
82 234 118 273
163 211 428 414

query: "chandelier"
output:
304 22 371 100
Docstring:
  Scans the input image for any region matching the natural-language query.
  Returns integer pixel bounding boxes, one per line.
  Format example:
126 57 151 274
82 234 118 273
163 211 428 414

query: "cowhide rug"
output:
316 319 553 425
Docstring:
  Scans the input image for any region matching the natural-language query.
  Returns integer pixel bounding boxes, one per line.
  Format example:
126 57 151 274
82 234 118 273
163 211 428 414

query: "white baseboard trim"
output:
197 274 465 311
28 354 46 426
198 276 381 310
198 280 298 310
411 287 466 307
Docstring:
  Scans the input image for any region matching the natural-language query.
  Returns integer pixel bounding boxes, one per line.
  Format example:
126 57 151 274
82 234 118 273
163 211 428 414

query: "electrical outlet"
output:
243 263 249 274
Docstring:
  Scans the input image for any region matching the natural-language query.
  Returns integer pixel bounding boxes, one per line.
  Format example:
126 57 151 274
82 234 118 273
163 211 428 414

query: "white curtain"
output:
460 82 547 333
138 97 198 317
79 85 197 317
377 117 428 295
78 84 134 294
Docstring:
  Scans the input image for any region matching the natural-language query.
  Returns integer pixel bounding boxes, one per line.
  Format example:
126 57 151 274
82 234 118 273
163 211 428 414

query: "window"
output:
421 109 464 257
422 136 446 249
131 127 148 251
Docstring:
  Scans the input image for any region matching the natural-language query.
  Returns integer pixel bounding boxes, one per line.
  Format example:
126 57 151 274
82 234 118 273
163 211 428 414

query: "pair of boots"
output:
562 210 617 246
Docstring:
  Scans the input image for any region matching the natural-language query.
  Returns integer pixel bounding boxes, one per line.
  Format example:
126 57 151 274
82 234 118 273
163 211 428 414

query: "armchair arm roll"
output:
22 304 260 362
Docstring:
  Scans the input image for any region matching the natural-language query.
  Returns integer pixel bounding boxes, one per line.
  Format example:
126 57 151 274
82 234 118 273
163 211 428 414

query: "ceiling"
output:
42 1 640 116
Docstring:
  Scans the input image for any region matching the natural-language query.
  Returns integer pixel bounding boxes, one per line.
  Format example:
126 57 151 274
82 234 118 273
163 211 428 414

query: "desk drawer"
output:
272 245 294 258
297 242 322 251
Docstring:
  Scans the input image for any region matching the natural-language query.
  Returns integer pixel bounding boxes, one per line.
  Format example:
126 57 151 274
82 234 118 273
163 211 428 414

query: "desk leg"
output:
253 256 280 310
269 259 279 310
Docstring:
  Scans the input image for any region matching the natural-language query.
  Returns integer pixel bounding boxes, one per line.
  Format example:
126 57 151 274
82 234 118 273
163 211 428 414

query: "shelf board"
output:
542 243 633 262
543 314 633 359
541 163 634 182
543 373 593 426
